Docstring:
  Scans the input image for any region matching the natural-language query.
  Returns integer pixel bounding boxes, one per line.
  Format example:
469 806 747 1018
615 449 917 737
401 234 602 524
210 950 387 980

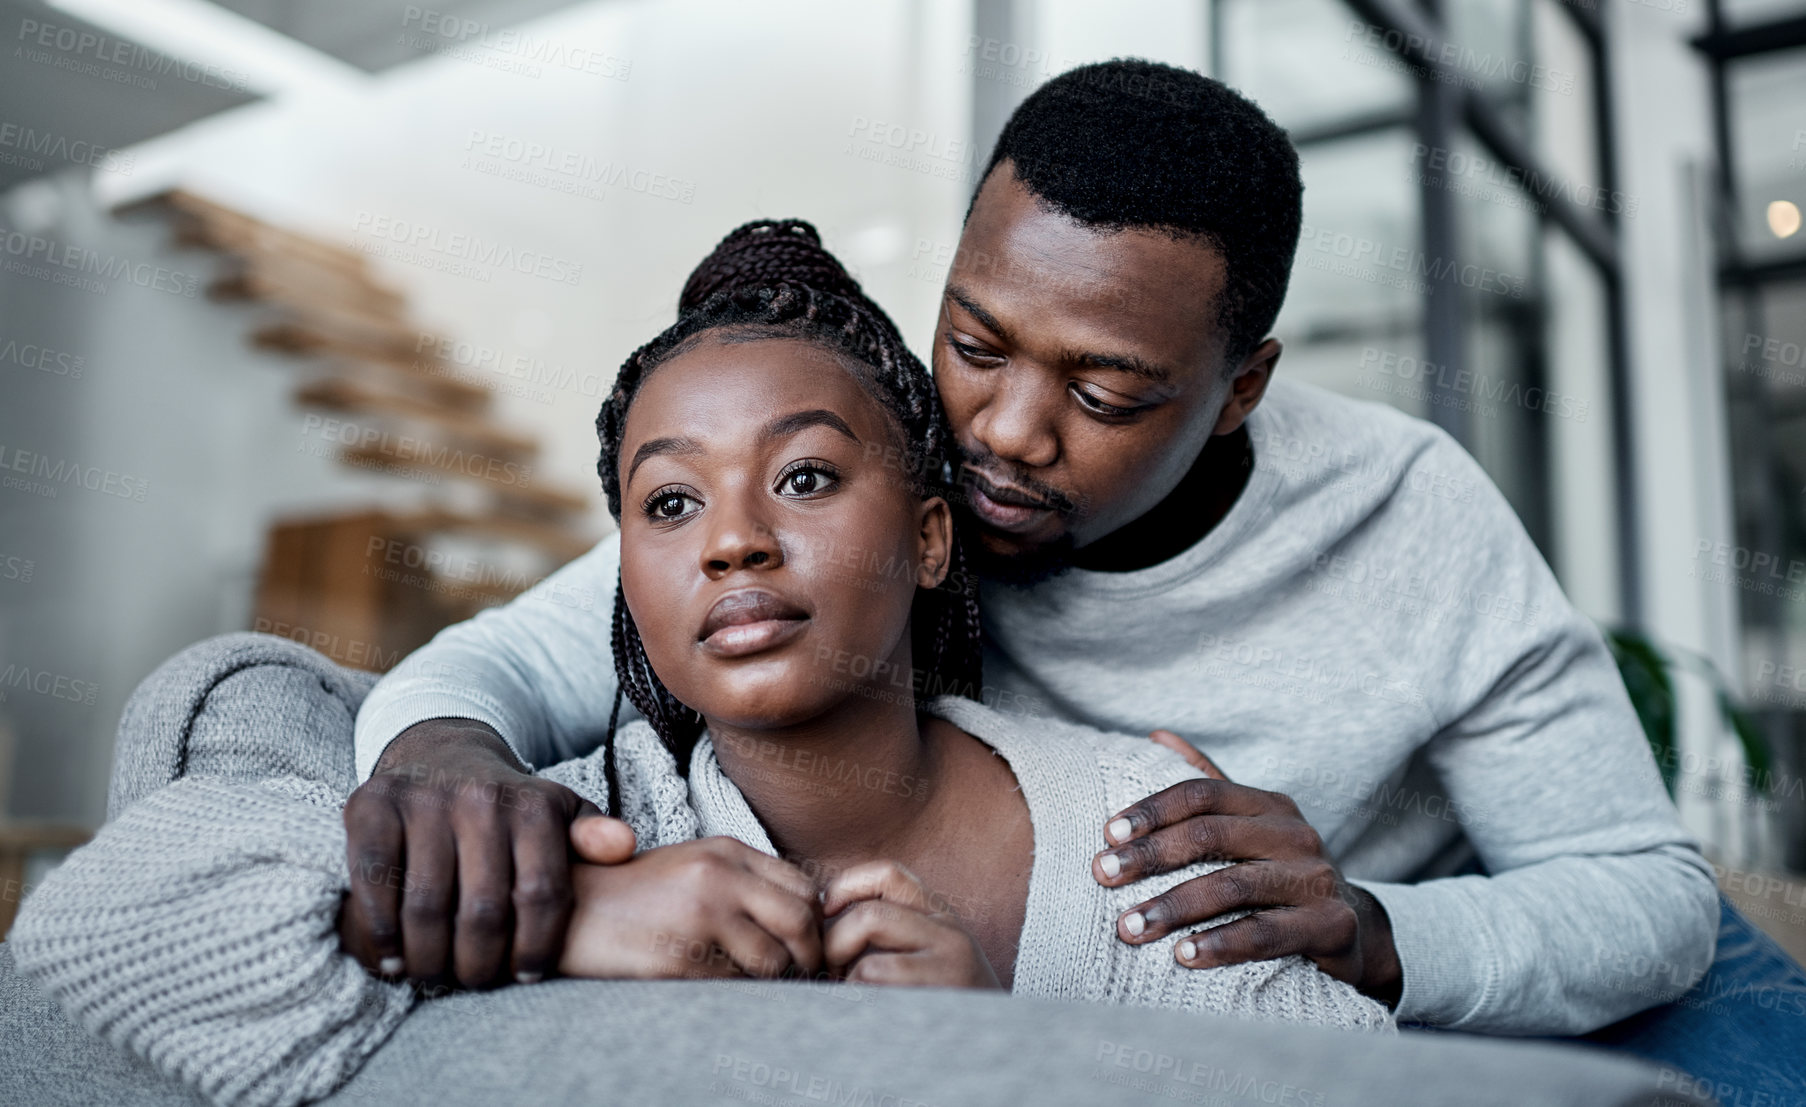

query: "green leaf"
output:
1606 629 1677 795
1717 687 1772 784
1603 625 1776 799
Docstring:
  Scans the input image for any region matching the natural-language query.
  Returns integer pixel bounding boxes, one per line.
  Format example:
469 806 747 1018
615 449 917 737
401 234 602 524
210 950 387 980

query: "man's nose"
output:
969 370 1059 469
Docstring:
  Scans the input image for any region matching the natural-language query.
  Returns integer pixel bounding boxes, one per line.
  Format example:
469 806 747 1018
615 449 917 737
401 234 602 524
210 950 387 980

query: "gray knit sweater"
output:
11 696 1390 1107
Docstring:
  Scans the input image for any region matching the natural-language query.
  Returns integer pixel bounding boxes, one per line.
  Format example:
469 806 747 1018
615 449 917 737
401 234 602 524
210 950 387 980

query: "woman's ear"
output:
915 495 953 589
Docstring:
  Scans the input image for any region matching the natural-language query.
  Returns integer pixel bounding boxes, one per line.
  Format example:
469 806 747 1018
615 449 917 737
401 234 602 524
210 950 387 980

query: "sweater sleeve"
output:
1349 437 1719 1035
8 776 413 1107
6 725 693 1107
352 534 627 780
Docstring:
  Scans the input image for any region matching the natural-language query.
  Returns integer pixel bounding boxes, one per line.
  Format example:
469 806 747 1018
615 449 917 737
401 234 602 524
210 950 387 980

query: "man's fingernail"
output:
1107 817 1133 843
1123 911 1146 937
379 957 404 975
1098 853 1122 879
1178 939 1197 961
516 971 543 985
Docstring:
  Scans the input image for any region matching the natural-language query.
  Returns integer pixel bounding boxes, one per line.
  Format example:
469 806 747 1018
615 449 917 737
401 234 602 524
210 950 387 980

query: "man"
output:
345 59 1785 1086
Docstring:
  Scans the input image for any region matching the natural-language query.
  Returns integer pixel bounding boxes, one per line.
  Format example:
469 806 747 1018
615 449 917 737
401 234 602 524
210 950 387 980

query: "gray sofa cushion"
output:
0 945 204 1107
1 943 1714 1107
2 632 1716 1107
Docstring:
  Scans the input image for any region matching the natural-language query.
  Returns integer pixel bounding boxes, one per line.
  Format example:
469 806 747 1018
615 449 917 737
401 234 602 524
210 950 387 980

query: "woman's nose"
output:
700 496 783 579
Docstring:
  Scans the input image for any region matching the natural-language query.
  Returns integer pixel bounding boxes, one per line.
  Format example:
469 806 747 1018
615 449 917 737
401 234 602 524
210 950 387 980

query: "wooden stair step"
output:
337 442 592 519
296 377 537 460
210 259 408 320
388 509 596 562
119 189 373 276
256 325 492 413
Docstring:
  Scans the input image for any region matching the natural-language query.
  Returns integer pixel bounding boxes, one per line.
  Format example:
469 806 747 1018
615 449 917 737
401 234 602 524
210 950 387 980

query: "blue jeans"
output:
1575 898 1806 1105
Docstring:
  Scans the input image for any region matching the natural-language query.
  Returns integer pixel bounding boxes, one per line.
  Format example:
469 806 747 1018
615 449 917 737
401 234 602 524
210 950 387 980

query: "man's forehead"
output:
947 178 1228 374
958 174 1221 298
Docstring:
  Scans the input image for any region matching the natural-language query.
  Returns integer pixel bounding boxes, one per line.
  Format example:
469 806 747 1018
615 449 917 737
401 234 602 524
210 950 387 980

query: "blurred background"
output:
1 0 1804 951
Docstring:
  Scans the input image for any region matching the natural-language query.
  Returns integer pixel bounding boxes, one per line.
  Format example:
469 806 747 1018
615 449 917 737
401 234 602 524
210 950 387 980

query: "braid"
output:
610 578 705 769
597 219 984 772
679 219 866 312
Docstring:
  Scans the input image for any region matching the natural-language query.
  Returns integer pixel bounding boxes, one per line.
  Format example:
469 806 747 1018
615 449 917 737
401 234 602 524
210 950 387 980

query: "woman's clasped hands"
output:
556 821 999 990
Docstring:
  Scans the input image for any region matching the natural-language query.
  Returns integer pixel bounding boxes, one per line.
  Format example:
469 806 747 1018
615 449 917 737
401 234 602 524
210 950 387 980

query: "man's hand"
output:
1092 730 1402 1005
339 717 634 990
558 836 823 980
821 861 1000 989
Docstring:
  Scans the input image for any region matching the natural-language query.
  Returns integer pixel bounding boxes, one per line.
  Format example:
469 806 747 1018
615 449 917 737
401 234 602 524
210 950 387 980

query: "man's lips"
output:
698 588 810 658
964 471 1058 533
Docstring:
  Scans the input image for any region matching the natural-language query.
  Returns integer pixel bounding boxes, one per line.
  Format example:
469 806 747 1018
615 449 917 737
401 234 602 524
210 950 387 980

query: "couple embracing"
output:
20 58 1780 1103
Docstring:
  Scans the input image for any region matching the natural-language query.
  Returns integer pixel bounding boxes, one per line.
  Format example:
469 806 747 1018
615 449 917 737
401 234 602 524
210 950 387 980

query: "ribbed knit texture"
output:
110 632 375 821
10 776 413 1107
14 695 1388 1107
677 696 1395 1031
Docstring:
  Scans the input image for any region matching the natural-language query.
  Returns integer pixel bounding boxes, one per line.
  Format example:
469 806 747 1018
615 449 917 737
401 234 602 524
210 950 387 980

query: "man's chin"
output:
968 528 1079 588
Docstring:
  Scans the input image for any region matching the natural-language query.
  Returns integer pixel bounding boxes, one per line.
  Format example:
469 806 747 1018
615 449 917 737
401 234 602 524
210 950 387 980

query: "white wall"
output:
1 0 976 823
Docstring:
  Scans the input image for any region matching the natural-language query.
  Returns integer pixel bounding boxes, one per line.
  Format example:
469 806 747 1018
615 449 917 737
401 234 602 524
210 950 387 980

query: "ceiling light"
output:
1769 200 1802 239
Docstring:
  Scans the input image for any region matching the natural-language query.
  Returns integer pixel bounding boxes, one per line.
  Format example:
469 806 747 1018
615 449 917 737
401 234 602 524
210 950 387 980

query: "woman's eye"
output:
644 489 698 520
777 464 838 497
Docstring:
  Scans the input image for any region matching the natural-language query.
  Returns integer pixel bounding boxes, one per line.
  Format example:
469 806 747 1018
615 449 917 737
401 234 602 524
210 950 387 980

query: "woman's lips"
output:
698 589 810 658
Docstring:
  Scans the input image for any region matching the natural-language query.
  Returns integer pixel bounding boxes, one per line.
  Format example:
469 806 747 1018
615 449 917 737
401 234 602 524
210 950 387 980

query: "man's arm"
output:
1347 610 1719 1034
1094 433 1718 1035
353 533 627 778
342 533 632 986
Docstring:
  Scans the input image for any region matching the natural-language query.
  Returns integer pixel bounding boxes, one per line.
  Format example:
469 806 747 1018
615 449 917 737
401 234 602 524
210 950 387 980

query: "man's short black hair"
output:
977 58 1303 367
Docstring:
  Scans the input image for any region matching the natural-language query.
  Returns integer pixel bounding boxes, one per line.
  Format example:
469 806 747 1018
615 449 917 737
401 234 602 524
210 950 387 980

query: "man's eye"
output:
947 334 1003 364
1071 384 1147 418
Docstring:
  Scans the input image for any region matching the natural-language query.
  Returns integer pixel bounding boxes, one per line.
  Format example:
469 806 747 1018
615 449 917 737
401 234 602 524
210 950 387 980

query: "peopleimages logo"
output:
0 120 134 175
1 337 85 378
0 441 149 502
300 413 532 486
1343 20 1576 95
14 17 251 92
1358 346 1591 422
399 6 631 79
350 211 583 286
0 662 99 705
1297 222 1526 299
1411 143 1638 218
0 224 201 297
460 130 695 205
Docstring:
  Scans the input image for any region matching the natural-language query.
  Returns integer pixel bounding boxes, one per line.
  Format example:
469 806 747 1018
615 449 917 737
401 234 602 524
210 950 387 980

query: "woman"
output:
12 220 1387 1107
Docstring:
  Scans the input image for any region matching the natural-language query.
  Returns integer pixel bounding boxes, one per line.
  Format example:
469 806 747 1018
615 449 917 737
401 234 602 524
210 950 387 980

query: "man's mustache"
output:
954 444 1080 515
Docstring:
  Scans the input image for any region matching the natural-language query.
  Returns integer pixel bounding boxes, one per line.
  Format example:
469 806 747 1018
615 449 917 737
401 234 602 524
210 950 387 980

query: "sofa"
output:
0 633 1715 1106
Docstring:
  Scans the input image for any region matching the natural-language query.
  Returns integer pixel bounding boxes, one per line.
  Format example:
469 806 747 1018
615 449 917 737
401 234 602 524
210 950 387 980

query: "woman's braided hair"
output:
593 219 983 813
